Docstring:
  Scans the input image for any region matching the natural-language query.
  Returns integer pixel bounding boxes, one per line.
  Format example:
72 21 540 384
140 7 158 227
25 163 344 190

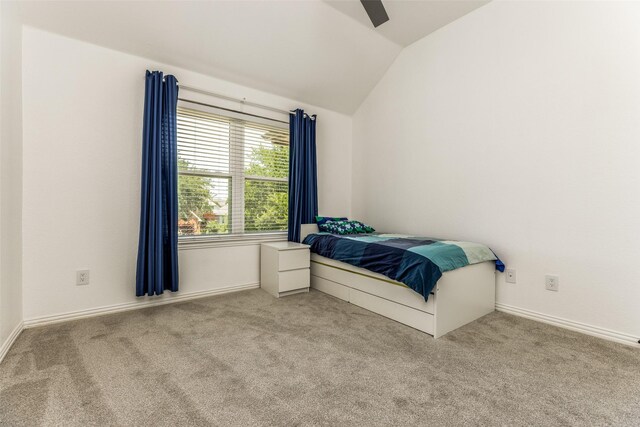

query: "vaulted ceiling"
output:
17 0 489 114
325 0 490 47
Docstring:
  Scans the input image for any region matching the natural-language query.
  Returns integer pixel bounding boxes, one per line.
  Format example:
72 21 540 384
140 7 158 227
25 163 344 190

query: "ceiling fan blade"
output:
360 0 389 28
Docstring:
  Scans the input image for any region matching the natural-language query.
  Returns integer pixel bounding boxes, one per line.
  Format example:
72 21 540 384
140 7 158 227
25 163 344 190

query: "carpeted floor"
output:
1 289 639 426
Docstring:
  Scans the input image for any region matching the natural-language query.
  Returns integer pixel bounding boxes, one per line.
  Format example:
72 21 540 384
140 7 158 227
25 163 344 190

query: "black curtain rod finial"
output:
290 109 318 120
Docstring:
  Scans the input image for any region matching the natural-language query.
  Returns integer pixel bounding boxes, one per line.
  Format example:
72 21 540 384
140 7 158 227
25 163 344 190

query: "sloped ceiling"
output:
17 0 488 114
325 0 490 47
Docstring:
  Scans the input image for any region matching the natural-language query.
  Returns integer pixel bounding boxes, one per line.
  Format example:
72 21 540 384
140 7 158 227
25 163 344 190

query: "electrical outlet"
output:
505 269 517 284
545 275 559 292
76 270 90 286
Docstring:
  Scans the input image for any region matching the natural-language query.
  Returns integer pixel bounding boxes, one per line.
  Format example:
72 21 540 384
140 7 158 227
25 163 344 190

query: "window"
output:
176 106 289 238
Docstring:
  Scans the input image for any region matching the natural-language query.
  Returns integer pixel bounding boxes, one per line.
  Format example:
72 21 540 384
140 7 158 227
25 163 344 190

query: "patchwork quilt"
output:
302 232 504 301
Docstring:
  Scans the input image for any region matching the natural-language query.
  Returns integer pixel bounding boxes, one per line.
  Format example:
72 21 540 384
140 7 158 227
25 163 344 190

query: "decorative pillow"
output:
320 220 375 235
315 216 348 226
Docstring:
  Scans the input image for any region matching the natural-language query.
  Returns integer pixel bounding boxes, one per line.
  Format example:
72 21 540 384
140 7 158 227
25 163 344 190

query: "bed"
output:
301 224 501 338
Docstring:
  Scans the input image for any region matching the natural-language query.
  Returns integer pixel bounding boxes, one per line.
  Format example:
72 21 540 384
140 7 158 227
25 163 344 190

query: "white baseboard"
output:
0 321 24 365
23 282 260 329
496 302 640 347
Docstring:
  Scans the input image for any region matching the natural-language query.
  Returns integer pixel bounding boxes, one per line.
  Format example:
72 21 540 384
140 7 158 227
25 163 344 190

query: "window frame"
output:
176 101 289 248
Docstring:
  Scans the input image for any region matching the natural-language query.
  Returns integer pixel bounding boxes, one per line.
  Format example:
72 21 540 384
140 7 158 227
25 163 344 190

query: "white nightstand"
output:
260 242 310 298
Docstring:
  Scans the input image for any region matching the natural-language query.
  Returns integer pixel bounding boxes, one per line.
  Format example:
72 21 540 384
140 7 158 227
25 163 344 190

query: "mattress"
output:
302 232 503 301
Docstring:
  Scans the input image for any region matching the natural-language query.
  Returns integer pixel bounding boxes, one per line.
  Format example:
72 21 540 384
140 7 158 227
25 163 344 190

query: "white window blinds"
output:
176 106 289 237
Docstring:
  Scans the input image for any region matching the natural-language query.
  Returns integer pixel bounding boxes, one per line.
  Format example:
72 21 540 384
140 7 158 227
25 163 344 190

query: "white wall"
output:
21 27 352 321
0 1 24 347
353 1 640 339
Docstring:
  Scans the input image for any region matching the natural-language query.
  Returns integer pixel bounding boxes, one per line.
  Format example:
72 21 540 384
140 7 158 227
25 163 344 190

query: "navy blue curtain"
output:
288 109 318 242
136 71 179 296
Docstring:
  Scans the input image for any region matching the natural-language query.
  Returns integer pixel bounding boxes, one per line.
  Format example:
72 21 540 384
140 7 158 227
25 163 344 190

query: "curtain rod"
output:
179 84 316 120
179 84 293 117
147 76 317 120
178 97 289 125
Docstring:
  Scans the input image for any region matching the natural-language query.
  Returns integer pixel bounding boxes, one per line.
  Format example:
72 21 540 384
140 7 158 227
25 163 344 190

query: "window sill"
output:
178 232 288 250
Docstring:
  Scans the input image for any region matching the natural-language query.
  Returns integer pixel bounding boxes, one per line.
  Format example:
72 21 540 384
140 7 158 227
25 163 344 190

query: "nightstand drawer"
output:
278 269 310 292
278 249 310 272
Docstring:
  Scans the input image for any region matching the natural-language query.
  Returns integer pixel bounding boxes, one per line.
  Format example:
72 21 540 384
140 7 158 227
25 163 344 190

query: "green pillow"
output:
315 216 348 226
321 220 375 235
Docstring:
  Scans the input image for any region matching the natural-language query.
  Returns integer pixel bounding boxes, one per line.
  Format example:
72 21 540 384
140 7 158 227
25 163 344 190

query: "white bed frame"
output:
302 224 496 338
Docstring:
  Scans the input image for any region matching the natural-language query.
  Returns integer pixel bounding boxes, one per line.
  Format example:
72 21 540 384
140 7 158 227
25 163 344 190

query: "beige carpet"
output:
1 288 639 426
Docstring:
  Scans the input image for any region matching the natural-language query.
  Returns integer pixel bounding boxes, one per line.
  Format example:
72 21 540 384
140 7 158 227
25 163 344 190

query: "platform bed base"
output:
310 255 496 338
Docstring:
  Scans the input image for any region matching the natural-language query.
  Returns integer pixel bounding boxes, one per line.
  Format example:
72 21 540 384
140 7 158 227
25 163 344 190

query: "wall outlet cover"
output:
76 270 90 286
545 274 559 291
505 269 517 284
